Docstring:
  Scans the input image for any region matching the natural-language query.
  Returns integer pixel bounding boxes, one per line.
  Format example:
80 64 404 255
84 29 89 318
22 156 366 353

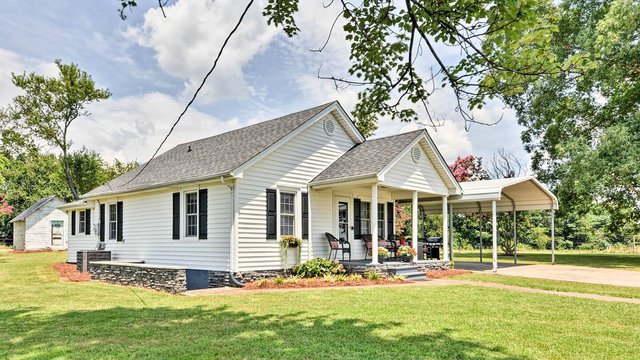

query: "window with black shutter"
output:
85 209 91 235
266 189 277 239
198 189 208 239
172 192 180 239
116 201 123 242
301 193 309 239
353 199 361 239
71 210 76 236
387 202 394 237
99 204 105 242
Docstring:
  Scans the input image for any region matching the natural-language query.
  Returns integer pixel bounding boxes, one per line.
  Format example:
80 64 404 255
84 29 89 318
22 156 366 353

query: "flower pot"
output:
401 255 412 263
377 255 385 264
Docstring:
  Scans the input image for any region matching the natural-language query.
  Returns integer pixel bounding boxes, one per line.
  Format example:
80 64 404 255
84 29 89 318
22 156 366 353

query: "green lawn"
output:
455 250 640 271
1 250 639 359
454 273 640 299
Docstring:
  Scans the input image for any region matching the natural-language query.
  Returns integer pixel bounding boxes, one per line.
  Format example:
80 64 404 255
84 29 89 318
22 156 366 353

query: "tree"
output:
118 0 562 136
0 193 12 216
488 148 527 179
1 60 111 199
506 0 640 240
67 147 139 195
448 155 490 182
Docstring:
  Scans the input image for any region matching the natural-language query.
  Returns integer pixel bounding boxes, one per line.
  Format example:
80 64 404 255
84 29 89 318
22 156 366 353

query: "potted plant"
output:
280 235 303 268
377 247 389 264
396 245 417 262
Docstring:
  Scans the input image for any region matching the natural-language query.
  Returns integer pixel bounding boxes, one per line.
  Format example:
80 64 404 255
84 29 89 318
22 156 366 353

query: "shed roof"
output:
10 196 61 223
84 102 351 197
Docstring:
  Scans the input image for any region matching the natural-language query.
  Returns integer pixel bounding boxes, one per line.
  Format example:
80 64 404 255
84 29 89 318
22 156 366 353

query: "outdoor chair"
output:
385 235 400 259
362 234 393 260
325 232 351 261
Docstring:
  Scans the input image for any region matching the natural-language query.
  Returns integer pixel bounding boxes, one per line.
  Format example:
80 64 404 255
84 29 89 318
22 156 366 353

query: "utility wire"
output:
124 0 255 185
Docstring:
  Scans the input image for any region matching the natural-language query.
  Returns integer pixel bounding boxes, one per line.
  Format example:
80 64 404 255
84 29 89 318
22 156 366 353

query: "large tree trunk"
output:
61 132 79 200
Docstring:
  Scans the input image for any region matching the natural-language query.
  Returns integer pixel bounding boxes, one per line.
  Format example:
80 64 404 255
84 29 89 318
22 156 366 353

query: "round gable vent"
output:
324 118 335 136
412 146 421 163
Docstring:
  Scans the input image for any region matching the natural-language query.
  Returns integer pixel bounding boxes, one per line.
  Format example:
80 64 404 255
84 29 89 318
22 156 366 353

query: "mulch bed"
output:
244 278 410 290
9 249 61 254
52 263 91 282
426 269 472 279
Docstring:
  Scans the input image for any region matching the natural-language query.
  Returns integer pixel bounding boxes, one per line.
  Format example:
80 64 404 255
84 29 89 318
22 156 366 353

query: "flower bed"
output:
52 263 91 282
244 274 409 290
426 269 471 279
10 249 60 254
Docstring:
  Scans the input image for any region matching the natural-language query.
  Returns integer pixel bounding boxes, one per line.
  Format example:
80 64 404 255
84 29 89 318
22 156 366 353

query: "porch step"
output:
388 266 427 281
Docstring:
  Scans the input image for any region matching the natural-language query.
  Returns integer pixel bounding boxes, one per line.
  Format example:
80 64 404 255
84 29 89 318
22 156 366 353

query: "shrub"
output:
348 274 363 281
390 275 406 282
273 276 285 285
363 269 382 280
291 258 345 278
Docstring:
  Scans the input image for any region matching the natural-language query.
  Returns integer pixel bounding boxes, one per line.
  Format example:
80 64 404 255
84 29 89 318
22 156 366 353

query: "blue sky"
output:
0 0 529 170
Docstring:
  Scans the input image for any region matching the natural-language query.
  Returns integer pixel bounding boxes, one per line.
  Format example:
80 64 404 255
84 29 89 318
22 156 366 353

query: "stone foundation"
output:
89 262 187 294
208 270 283 287
342 260 451 277
414 261 452 272
76 250 111 272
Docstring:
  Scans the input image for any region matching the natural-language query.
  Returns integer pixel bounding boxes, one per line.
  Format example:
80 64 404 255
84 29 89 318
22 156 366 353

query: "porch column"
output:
442 196 449 261
371 184 379 264
551 208 556 264
412 191 419 261
449 203 454 261
492 200 498 272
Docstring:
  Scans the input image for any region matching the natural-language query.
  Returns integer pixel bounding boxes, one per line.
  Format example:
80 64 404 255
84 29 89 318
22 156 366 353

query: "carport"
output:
417 176 559 272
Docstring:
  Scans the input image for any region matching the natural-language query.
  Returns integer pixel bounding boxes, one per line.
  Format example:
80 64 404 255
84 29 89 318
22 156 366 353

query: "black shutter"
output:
387 202 394 237
71 210 76 235
172 192 180 240
99 204 105 241
302 193 309 239
353 198 361 239
117 201 123 242
85 209 91 235
198 189 208 239
266 189 277 239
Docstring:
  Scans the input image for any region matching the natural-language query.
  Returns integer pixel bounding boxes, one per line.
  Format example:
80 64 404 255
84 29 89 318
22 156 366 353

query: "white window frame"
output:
279 192 296 237
377 203 385 236
78 210 86 234
275 186 303 240
108 203 117 240
184 191 199 238
361 201 371 235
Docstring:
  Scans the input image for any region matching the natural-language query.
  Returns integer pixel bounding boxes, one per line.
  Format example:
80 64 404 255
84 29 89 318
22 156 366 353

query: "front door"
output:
51 220 64 247
335 197 351 243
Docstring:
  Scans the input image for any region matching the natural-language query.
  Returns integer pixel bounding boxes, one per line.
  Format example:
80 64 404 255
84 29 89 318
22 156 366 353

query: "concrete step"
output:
399 271 428 281
388 266 420 275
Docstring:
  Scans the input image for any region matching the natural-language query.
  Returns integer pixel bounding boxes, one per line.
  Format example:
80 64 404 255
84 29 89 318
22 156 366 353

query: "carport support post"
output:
479 211 483 263
492 200 498 273
412 191 419 261
371 184 379 264
551 208 556 264
442 196 449 261
513 206 518 264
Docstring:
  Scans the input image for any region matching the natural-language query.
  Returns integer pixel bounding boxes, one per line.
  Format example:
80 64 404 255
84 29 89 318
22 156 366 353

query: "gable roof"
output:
311 130 425 184
458 176 559 210
10 196 61 223
84 101 362 197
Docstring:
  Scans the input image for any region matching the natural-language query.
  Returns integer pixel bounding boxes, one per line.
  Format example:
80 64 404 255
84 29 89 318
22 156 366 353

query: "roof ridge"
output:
175 101 336 147
367 128 425 142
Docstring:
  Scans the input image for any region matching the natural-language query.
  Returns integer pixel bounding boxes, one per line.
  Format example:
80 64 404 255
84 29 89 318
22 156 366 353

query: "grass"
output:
0 249 639 359
454 273 640 300
455 249 640 271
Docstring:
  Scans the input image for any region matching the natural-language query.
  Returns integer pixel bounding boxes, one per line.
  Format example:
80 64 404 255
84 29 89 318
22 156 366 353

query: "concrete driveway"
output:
455 261 640 288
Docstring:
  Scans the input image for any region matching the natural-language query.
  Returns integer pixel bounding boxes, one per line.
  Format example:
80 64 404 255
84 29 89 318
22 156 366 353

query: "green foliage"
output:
507 0 640 242
0 60 111 199
363 269 382 280
290 257 345 278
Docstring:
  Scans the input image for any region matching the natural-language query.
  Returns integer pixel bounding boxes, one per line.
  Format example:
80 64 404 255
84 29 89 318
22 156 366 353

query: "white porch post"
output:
442 196 449 261
492 200 498 273
449 203 454 261
412 191 419 261
551 208 556 264
371 184 379 264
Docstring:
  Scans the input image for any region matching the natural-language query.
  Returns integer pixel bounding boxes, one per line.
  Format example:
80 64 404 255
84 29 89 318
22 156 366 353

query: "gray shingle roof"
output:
311 130 425 184
84 102 336 197
10 196 58 223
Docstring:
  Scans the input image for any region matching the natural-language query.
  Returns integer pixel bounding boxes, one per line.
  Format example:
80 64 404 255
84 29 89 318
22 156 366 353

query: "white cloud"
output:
125 0 278 103
71 92 243 162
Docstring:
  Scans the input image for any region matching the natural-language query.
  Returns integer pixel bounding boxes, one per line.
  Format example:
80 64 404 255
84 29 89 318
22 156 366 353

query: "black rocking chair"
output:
325 232 351 261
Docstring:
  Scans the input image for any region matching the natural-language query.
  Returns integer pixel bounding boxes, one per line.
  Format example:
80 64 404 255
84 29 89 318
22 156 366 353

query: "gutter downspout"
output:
221 176 244 287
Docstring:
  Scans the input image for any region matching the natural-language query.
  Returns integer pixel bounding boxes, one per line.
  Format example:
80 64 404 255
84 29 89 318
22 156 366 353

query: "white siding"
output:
382 142 449 195
67 208 98 262
67 184 232 271
23 198 67 250
235 113 356 271
12 222 26 250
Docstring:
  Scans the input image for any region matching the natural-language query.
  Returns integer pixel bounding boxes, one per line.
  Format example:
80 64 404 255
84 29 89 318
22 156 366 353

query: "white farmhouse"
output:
10 196 68 251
